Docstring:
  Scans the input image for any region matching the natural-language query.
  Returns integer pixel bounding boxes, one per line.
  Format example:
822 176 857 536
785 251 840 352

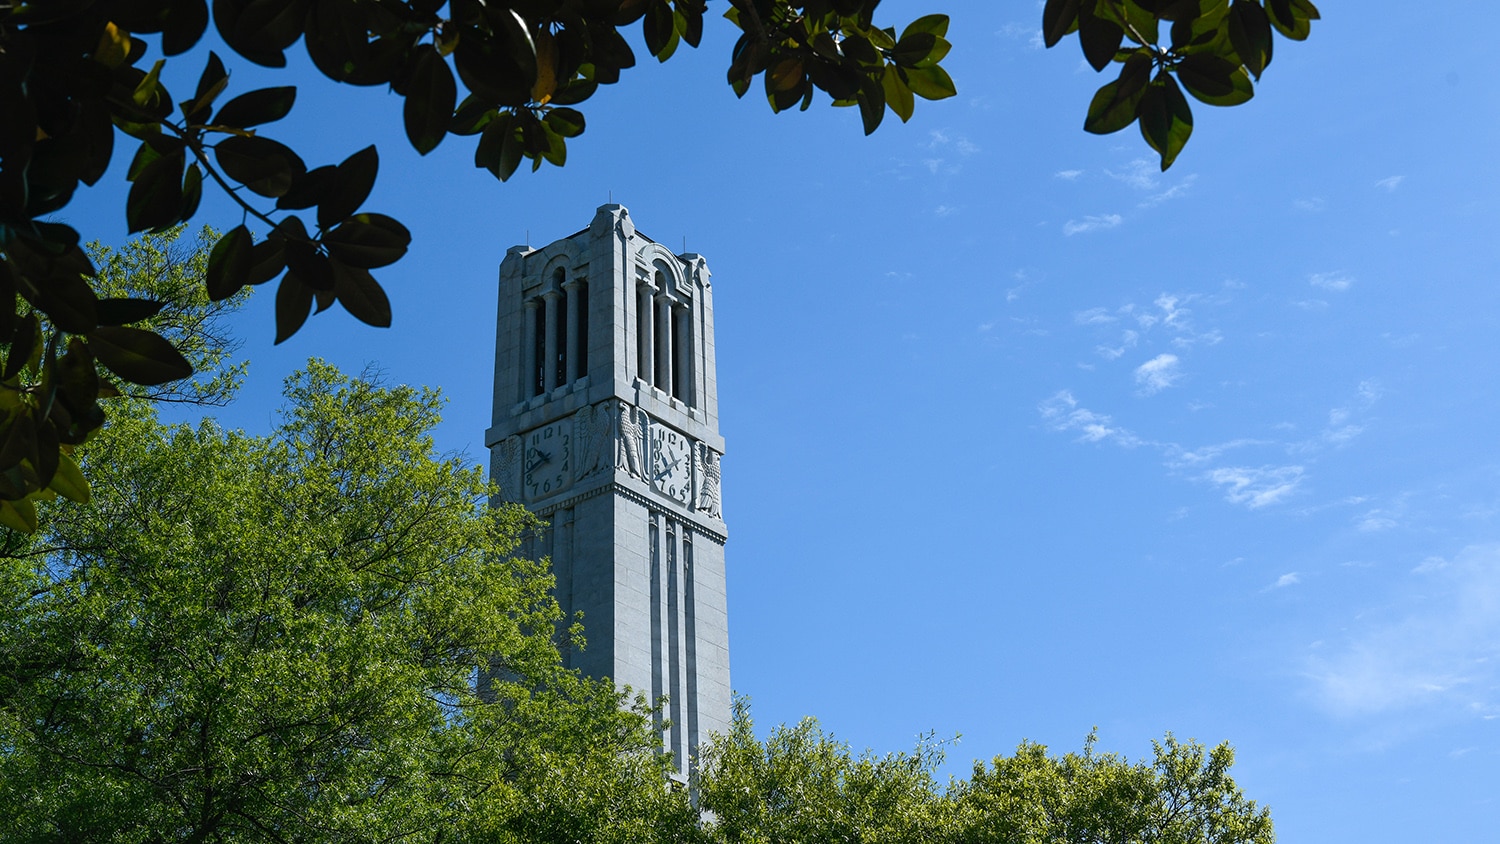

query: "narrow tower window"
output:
574 280 589 378
531 301 546 397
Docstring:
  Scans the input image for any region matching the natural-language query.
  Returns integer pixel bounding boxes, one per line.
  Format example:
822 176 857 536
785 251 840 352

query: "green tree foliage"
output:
697 699 1273 844
0 1 957 520
0 351 697 840
1044 0 1320 169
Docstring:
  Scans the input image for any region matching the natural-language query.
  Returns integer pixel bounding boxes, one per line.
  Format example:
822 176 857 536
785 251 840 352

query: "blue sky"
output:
68 2 1500 840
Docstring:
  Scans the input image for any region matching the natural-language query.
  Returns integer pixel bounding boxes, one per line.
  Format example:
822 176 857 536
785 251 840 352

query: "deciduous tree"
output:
0 349 696 840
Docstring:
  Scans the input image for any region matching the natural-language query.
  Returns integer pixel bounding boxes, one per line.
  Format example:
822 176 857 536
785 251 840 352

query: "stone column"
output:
542 290 561 393
637 283 654 386
563 277 582 383
522 298 540 399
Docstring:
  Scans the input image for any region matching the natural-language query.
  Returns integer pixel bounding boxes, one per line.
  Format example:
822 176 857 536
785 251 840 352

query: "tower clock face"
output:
650 426 692 506
523 420 572 499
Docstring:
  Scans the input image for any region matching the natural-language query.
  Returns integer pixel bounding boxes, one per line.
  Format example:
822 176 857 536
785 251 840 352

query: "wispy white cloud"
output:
1271 572 1302 589
1307 544 1500 718
1055 169 1084 181
995 21 1044 49
1139 174 1198 208
1309 271 1353 292
1206 465 1304 508
934 204 956 217
1134 353 1182 395
1106 158 1159 191
1074 307 1116 325
1038 391 1141 446
1164 439 1267 469
1063 214 1122 236
1375 175 1406 192
1294 197 1326 211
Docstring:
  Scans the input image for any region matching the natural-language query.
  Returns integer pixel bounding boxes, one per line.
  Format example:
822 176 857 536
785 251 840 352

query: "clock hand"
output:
526 451 552 472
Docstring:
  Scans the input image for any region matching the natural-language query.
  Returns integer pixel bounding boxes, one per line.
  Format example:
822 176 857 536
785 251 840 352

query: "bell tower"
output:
485 204 730 781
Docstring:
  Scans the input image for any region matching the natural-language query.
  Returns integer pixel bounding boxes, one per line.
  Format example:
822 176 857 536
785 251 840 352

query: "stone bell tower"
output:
485 204 730 781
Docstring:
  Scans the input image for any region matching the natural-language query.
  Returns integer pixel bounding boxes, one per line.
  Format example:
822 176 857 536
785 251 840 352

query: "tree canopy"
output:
0 0 1317 525
698 699 1275 844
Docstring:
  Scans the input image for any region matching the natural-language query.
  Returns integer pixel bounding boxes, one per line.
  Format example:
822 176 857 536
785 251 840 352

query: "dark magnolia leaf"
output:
247 238 287 285
536 122 566 168
1228 0 1273 78
902 64 957 101
0 262 15 341
768 58 805 93
531 27 559 102
0 499 38 532
324 214 411 269
207 224 253 300
313 287 336 313
1177 54 1253 105
841 33 881 66
317 145 379 230
52 338 104 444
162 0 210 55
76 101 116 186
214 0 310 68
857 75 886 135
475 112 510 178
1079 3 1126 72
126 149 187 233
31 411 59 489
87 326 193 385
615 0 649 25
131 58 174 120
273 273 314 343
214 135 306 197
284 242 333 291
1267 0 1317 40
404 46 456 155
96 297 167 327
543 107 586 138
14 265 98 335
902 13 951 40
48 450 89 503
450 96 497 136
881 66 915 122
213 86 298 128
679 1 704 48
126 133 186 181
187 50 230 122
0 409 40 492
277 164 334 211
645 0 675 58
331 261 392 327
808 59 863 102
891 32 937 68
3 313 39 381
1137 74 1194 169
178 162 204 223
305 0 369 83
549 76 600 107
1084 51 1153 134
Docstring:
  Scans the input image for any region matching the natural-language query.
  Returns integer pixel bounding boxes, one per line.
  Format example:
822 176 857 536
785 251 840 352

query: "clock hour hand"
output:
526 450 551 473
654 454 682 480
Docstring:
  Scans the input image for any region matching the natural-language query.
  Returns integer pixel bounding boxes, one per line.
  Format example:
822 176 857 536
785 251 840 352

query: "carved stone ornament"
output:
572 402 615 482
615 400 646 480
496 435 522 498
696 443 721 518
